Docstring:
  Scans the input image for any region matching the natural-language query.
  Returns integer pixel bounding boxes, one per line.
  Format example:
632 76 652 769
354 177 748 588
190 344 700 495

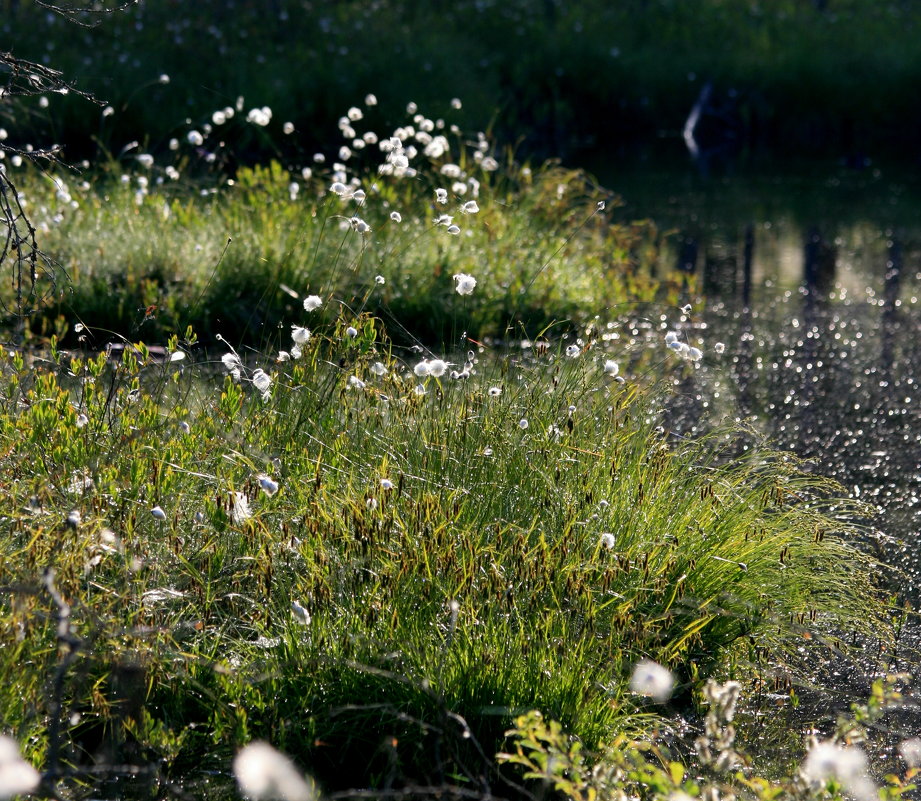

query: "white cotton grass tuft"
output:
231 492 252 524
453 273 476 296
380 478 394 490
345 326 359 338
252 370 272 394
291 600 311 626
802 742 876 801
258 475 279 496
414 358 448 378
0 734 41 800
603 359 619 377
566 344 581 358
302 295 322 312
518 418 529 430
151 505 167 521
291 326 311 345
427 359 448 377
233 741 315 801
629 659 674 702
600 533 615 549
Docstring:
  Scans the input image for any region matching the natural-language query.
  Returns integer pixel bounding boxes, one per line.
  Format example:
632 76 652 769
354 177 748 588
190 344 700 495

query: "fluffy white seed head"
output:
453 273 476 296
291 600 311 626
259 475 279 496
427 359 448 378
0 735 41 800
233 741 314 801
629 659 674 702
252 369 272 393
303 295 322 312
802 742 875 801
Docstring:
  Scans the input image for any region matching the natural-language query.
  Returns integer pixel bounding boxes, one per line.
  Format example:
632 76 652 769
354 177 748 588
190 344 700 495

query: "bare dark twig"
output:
32 0 140 27
42 567 83 788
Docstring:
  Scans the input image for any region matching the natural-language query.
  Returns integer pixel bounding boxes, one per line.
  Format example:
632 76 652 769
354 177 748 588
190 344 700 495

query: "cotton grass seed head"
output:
151 505 167 521
233 741 314 801
453 273 476 296
258 475 279 496
603 359 619 376
629 659 674 702
252 369 272 394
0 735 41 800
291 600 311 626
427 359 448 377
302 295 322 312
802 742 875 801
291 326 310 344
231 492 252 524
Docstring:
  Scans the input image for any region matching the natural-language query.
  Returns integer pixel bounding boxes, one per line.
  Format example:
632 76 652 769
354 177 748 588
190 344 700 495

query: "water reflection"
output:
597 154 921 584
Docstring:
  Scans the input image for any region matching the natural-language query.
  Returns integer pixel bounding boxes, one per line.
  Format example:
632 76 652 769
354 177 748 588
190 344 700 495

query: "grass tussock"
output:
0 316 885 788
10 153 669 347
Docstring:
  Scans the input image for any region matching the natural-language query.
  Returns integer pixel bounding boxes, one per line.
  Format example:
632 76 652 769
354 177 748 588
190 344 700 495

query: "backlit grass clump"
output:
0 311 883 789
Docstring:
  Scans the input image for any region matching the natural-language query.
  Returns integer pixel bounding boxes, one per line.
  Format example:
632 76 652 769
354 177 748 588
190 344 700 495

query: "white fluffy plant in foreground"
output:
629 659 675 703
0 735 41 800
233 741 314 801
801 741 876 801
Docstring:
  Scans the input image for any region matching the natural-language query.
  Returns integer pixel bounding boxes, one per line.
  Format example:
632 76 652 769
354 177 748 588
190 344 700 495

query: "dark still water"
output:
599 150 921 581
